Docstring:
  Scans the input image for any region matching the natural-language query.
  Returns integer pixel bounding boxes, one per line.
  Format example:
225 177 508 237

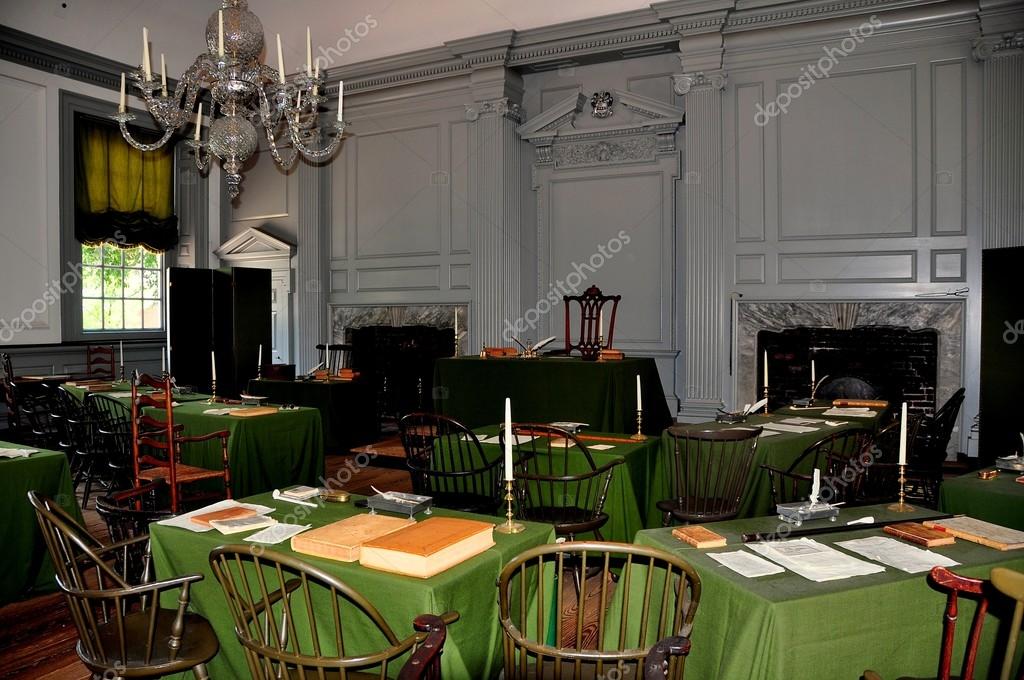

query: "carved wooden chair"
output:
498 541 700 680
95 481 173 584
658 425 762 525
856 416 922 505
908 387 965 506
28 491 218 679
86 344 116 379
316 342 352 373
555 285 621 359
504 423 621 540
762 428 875 506
131 373 231 513
209 545 458 680
398 412 505 514
861 566 991 680
645 636 694 680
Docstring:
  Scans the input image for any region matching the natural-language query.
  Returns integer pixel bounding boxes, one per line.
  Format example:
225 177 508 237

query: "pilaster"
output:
295 160 330 372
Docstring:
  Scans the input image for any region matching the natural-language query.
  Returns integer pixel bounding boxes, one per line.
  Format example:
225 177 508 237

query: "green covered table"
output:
634 505 1024 679
940 467 1024 530
0 441 83 605
433 357 671 434
472 425 660 542
150 492 554 679
248 378 378 452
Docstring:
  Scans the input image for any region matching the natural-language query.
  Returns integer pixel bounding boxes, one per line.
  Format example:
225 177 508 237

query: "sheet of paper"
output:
203 407 242 416
709 550 785 577
479 434 537 445
835 536 960 574
156 499 275 533
747 538 885 582
0 447 37 458
107 391 133 398
761 422 821 434
757 430 781 437
822 408 877 418
779 417 825 426
588 444 615 450
244 523 312 544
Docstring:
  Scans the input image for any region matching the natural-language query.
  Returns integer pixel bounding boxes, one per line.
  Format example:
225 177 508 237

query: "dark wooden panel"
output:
980 246 1024 463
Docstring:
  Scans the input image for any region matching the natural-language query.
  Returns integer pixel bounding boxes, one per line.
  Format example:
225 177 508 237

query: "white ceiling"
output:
1 0 657 75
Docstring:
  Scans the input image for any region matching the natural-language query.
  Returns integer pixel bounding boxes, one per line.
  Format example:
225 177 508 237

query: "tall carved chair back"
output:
562 285 621 359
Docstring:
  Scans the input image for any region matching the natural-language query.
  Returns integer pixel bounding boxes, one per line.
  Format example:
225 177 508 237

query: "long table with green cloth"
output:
634 504 1024 679
657 412 882 520
433 356 672 434
247 378 378 452
940 467 1024 530
64 384 325 497
0 441 83 606
150 492 554 679
471 425 660 542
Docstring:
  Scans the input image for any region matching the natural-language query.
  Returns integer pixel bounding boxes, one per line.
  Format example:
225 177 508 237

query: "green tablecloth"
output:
433 357 672 434
658 413 880 519
940 467 1024 530
0 441 83 606
150 492 554 679
473 425 660 542
62 382 210 404
634 505 1024 679
248 378 378 453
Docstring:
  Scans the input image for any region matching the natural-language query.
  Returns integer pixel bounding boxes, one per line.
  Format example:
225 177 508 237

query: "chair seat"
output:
83 609 218 676
656 498 739 524
430 490 499 515
527 507 608 536
138 463 226 484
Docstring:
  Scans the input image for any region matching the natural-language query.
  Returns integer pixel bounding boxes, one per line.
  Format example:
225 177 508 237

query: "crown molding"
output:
0 24 136 91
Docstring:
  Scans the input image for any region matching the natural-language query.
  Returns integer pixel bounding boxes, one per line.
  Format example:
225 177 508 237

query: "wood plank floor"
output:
0 452 412 679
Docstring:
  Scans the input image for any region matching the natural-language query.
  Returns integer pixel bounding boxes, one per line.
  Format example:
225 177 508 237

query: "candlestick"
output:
598 309 604 348
306 26 312 76
276 34 285 83
337 80 344 121
898 402 908 466
207 378 218 404
763 384 770 414
210 350 217 381
763 350 769 389
194 103 203 141
257 344 263 378
636 374 643 412
119 341 124 368
887 464 915 512
503 397 513 481
119 73 126 113
218 11 224 57
811 358 816 386
453 308 460 356
161 349 166 375
160 54 167 96
495 479 525 534
631 409 645 441
142 27 151 80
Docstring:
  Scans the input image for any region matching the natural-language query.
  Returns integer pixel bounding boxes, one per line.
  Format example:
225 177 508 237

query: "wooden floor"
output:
0 452 412 680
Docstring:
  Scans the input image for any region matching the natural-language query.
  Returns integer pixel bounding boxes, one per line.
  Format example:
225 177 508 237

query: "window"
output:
81 244 162 331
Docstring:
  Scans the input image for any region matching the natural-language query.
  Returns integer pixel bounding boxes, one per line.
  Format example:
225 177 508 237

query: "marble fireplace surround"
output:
330 304 468 344
735 300 964 412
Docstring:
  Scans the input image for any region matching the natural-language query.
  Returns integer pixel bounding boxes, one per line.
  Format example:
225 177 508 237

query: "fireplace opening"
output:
756 325 939 417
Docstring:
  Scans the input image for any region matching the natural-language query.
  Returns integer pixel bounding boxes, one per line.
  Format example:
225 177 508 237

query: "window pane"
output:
143 251 159 269
123 299 143 329
103 300 123 329
82 266 102 297
82 245 101 265
102 246 123 267
103 268 123 297
83 299 102 330
123 247 142 267
143 270 160 298
124 269 142 298
143 299 162 329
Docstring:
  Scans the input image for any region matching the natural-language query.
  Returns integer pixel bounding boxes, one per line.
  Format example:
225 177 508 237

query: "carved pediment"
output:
215 227 295 263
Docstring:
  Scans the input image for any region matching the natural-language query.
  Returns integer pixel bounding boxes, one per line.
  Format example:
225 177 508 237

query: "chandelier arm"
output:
256 87 299 168
117 121 177 152
288 127 344 161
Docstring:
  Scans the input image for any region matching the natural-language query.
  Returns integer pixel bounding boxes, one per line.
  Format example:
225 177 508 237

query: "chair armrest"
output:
177 429 230 444
396 611 460 680
644 635 692 679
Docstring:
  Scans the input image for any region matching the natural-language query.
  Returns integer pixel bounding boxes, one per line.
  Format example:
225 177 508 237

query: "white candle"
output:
218 11 224 57
811 468 821 504
119 341 124 368
257 344 262 370
636 374 643 412
454 308 459 342
598 309 604 344
811 358 816 385
118 73 126 112
504 398 514 481
276 34 285 84
142 27 151 80
337 80 344 121
898 402 908 466
160 53 167 96
306 26 312 77
763 350 769 388
161 349 166 374
194 103 202 141
211 351 217 382
296 90 302 110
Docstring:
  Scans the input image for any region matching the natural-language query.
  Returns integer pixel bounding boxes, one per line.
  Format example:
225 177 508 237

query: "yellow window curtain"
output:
75 114 178 252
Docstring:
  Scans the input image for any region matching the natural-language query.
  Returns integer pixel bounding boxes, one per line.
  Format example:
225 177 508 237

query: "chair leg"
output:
662 511 672 527
192 663 210 680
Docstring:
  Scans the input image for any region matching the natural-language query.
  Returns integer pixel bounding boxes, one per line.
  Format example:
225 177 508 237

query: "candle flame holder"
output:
887 463 916 512
495 479 525 534
763 385 770 414
207 379 218 404
631 409 645 441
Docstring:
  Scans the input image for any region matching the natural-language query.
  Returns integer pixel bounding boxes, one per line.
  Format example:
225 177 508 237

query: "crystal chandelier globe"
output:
112 0 346 199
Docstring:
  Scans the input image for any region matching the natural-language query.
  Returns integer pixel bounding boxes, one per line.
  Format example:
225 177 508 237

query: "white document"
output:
779 418 825 426
0 447 37 459
588 444 616 451
836 536 960 574
822 408 877 418
748 538 885 582
203 407 242 416
757 430 781 437
107 391 134 398
244 523 312 545
761 422 821 434
479 434 536 445
156 499 276 533
709 550 785 578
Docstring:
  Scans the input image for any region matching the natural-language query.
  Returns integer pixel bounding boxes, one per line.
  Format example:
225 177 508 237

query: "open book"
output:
360 517 494 578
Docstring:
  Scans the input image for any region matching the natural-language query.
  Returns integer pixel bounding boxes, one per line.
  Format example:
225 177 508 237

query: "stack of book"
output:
292 514 414 562
360 517 495 578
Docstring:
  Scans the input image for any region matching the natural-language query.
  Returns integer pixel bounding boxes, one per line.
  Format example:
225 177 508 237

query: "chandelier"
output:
112 0 346 199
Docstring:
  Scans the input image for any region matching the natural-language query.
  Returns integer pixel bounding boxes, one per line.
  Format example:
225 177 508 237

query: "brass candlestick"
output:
207 379 218 404
454 335 461 357
763 385 770 414
887 464 915 512
119 365 126 384
631 409 645 440
495 479 525 534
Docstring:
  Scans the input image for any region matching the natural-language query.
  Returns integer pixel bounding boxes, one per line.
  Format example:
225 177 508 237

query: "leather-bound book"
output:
291 514 414 562
359 517 495 578
191 506 257 528
882 522 955 547
923 517 1024 551
672 525 727 549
